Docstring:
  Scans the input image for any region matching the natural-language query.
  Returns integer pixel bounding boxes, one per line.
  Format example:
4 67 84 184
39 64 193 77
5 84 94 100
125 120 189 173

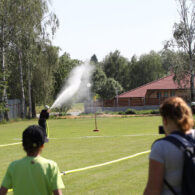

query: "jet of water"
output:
50 62 94 110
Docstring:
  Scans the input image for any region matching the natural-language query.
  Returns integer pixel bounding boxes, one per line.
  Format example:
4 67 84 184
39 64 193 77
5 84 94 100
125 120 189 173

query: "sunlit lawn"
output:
0 116 163 194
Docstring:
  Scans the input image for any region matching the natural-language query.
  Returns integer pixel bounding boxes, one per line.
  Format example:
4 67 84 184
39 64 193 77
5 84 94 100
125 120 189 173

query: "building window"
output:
157 92 161 98
171 91 175 96
164 91 168 97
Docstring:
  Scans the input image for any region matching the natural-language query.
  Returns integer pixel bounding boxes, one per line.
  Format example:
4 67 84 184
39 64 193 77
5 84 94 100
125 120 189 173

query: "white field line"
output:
0 142 22 147
13 133 159 141
61 150 150 175
83 134 158 138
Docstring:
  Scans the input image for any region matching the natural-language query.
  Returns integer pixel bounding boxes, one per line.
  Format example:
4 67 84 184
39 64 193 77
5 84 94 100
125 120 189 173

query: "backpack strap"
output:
163 179 178 195
171 130 195 144
153 130 195 149
163 135 185 150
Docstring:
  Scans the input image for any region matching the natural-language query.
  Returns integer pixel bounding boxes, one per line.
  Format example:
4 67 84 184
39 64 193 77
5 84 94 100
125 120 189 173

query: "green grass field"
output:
0 116 163 195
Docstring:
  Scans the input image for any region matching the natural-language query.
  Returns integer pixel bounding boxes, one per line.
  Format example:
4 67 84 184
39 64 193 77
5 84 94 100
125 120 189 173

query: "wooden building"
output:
102 74 191 107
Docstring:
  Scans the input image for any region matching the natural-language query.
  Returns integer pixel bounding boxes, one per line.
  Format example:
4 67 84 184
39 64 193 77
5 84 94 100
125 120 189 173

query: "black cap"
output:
23 125 45 153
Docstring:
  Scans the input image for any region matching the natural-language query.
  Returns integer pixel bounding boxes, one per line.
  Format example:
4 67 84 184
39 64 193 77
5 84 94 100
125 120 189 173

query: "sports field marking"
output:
12 133 159 141
122 133 158 137
0 142 21 148
82 134 158 138
61 150 150 175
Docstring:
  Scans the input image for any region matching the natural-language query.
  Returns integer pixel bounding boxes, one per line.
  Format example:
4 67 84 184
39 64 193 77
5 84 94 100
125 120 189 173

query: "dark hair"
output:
22 125 45 153
160 97 194 133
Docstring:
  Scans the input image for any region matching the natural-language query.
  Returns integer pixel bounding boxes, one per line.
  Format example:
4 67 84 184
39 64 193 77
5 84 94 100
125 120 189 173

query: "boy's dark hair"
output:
22 125 45 153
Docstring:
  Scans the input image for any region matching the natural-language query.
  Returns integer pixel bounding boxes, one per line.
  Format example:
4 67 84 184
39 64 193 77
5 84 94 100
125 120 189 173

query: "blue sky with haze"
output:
51 0 179 61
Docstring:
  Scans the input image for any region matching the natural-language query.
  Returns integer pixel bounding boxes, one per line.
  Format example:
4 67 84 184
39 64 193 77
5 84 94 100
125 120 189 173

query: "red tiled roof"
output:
119 74 190 98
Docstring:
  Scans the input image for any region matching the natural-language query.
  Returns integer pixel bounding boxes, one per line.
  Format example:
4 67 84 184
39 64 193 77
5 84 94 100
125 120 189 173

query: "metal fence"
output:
0 99 21 120
7 99 21 119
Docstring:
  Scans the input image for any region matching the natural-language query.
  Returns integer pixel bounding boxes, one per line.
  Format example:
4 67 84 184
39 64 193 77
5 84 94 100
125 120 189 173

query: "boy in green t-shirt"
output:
0 125 65 195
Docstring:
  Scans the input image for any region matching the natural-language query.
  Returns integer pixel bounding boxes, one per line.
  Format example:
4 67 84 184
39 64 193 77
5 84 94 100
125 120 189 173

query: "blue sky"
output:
51 0 179 61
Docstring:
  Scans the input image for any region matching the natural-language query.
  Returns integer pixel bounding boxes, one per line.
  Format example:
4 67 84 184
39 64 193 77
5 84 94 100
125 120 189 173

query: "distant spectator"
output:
144 97 195 195
0 125 64 195
38 105 50 141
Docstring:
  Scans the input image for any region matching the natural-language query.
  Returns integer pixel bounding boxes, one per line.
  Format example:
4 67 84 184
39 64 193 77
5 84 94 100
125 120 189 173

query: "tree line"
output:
0 0 194 120
90 49 192 100
0 0 59 120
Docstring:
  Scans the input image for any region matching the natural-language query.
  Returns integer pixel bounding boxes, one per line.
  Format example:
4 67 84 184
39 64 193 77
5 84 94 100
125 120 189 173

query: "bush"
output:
96 111 103 115
0 119 7 124
104 110 112 114
150 110 159 114
125 109 136 115
57 112 71 117
118 111 125 115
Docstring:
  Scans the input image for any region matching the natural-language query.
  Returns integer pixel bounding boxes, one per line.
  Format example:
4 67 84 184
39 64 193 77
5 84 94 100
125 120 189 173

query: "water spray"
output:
50 62 94 110
49 62 100 132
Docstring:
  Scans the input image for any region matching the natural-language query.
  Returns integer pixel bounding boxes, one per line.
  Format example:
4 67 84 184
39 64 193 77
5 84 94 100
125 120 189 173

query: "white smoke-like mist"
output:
50 62 94 109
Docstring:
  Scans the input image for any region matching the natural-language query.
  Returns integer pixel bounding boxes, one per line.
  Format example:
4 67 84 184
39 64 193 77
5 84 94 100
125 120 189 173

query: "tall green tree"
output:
125 55 137 90
90 54 98 64
166 0 195 101
160 49 178 72
0 70 6 115
102 50 129 89
32 44 59 112
91 67 107 95
0 0 16 120
98 78 123 99
6 0 59 118
129 51 164 89
160 49 190 85
0 0 59 119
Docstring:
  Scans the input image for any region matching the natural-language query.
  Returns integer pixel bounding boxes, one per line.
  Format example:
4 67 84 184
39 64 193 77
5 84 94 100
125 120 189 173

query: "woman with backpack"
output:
144 96 195 195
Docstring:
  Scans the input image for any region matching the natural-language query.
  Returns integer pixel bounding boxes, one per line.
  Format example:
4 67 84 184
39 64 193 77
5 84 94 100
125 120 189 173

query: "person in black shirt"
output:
38 105 50 142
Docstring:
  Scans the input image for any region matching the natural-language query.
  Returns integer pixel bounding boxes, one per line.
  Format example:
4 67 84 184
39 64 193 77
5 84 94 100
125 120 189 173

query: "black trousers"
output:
38 118 47 137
